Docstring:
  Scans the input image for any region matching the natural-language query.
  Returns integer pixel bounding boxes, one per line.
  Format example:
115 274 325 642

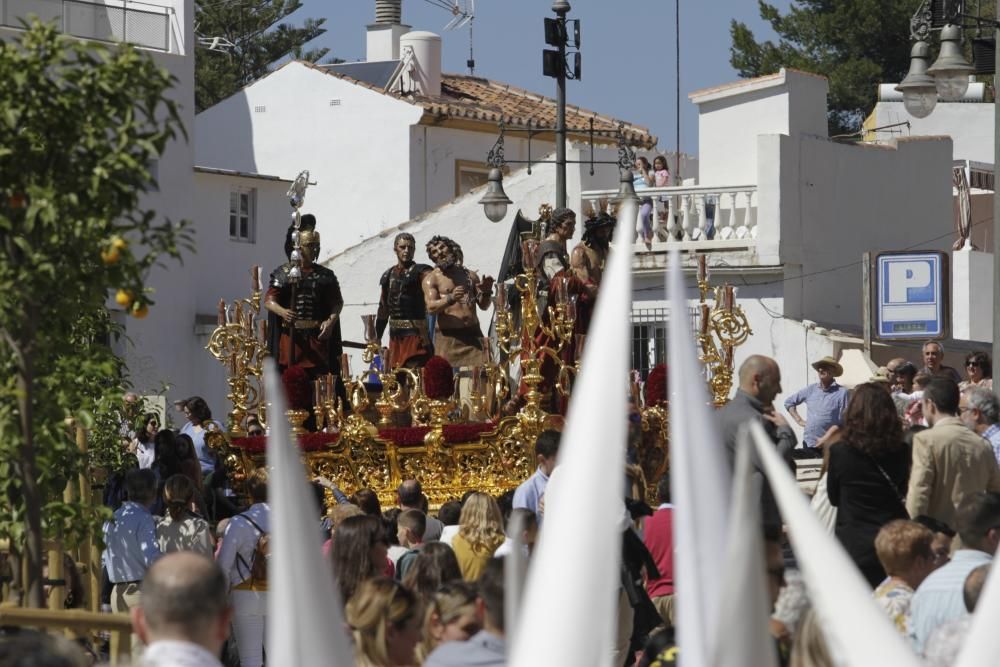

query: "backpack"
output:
235 514 269 584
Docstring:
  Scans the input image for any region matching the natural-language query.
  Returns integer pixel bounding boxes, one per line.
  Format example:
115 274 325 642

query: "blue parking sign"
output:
875 252 947 339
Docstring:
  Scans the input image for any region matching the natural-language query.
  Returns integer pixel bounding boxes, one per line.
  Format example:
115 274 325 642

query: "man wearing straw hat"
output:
783 356 850 451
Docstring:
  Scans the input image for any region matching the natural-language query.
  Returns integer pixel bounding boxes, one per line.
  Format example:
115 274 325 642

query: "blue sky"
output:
294 0 794 156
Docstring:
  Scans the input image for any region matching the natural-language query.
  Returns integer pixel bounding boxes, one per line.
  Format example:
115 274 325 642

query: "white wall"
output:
184 171 290 420
952 248 993 343
693 69 828 186
195 62 425 260
409 125 551 218
777 134 954 330
870 101 994 163
91 0 197 419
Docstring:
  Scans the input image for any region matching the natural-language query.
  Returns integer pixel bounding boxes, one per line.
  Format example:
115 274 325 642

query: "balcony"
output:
581 183 760 267
1 0 178 53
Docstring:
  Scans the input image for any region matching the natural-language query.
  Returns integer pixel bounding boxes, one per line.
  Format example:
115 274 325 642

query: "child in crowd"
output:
904 373 932 427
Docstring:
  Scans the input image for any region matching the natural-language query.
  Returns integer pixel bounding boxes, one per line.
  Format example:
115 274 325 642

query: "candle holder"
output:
361 314 379 363
206 266 267 435
695 255 752 405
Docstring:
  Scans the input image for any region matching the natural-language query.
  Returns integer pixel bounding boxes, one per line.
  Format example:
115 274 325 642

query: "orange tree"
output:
0 22 191 607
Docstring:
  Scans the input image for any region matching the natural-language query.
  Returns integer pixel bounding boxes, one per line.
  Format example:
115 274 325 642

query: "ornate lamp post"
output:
478 0 583 221
899 0 1000 370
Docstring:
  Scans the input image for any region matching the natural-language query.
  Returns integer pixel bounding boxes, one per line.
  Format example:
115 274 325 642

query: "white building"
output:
580 68 959 413
866 84 996 345
194 8 659 260
0 0 301 420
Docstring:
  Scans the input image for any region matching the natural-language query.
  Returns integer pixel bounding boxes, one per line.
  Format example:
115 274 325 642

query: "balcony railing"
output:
1 0 175 52
582 184 758 252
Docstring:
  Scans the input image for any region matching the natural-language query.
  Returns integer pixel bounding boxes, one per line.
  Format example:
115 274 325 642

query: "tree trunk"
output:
7 544 23 604
11 325 43 608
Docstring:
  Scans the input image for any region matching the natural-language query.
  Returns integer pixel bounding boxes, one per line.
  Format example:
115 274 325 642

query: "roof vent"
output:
367 0 409 61
375 0 402 25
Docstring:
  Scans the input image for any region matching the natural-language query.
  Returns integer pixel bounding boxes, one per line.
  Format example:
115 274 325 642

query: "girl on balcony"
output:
653 155 671 241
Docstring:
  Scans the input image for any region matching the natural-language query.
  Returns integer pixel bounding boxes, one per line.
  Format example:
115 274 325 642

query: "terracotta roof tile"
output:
421 75 656 148
303 60 656 148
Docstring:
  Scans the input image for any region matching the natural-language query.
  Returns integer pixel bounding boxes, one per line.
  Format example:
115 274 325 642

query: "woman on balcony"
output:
633 157 655 246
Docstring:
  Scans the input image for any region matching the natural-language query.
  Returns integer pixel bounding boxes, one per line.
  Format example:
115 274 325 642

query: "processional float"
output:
205 176 751 507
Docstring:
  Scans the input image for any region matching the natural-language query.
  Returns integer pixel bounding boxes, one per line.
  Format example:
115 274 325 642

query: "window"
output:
630 306 702 380
229 188 256 242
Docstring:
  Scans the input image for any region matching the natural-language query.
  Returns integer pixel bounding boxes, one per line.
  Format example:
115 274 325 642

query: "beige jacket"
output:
906 416 1000 526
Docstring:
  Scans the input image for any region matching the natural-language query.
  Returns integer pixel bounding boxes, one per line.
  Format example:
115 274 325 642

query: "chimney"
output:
399 31 442 97
367 0 410 62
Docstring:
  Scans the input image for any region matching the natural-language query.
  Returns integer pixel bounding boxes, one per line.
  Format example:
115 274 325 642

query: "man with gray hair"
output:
131 552 232 666
960 386 1000 463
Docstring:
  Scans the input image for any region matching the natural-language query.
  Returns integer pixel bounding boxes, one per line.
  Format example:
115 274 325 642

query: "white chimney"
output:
367 0 410 62
399 31 442 97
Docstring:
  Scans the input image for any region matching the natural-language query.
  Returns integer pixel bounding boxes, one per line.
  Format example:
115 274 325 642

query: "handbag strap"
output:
865 452 908 514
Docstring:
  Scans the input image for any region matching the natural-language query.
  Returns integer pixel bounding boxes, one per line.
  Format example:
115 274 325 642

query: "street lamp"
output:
927 24 975 100
901 0 1000 372
896 41 938 118
479 167 513 223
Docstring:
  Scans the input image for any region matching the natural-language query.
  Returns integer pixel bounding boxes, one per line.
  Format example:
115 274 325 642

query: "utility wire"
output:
632 214 992 296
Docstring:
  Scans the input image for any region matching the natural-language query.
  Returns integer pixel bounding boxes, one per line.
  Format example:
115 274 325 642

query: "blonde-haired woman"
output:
345 577 423 667
416 582 480 664
156 474 214 557
451 493 504 581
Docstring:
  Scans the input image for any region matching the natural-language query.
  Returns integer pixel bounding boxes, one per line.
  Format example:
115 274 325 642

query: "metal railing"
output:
582 183 759 252
1 0 175 52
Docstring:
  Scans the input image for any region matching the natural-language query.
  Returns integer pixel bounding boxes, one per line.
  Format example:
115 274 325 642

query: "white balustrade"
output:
582 183 759 253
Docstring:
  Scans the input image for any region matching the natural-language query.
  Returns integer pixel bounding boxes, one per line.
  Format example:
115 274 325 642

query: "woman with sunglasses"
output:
960 351 993 391
129 413 159 469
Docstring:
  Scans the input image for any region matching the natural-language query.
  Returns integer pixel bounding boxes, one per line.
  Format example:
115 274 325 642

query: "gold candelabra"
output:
206 266 268 435
493 237 577 443
695 255 752 405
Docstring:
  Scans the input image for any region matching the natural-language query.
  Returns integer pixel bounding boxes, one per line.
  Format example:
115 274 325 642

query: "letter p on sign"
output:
887 261 931 303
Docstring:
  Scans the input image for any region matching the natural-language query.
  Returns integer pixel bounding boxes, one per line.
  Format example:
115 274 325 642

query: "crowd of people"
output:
8 339 1000 667
718 344 1000 665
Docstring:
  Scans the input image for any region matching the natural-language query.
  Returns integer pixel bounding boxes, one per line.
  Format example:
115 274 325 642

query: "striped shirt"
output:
982 423 1000 464
909 549 992 652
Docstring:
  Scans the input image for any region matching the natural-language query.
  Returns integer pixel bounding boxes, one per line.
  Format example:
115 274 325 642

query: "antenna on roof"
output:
423 0 477 75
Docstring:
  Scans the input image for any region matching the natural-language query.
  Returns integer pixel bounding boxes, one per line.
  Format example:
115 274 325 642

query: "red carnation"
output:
423 356 455 400
644 364 668 407
281 364 312 410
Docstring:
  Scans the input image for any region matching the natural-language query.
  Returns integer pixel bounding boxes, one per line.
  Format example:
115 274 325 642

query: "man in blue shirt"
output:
103 468 162 655
513 429 561 526
783 356 850 449
909 491 1000 652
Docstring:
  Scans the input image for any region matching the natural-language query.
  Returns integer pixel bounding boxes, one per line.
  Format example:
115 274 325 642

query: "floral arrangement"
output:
422 356 455 400
281 364 312 410
644 364 668 407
